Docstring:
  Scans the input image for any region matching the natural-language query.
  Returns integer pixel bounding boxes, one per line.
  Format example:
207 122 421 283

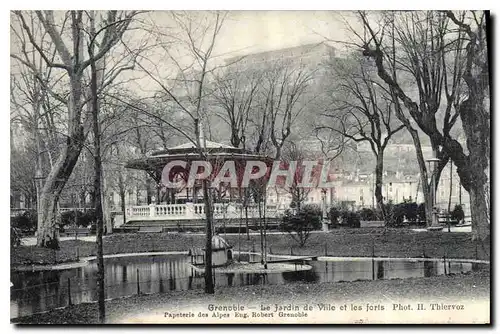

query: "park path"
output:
21 235 97 246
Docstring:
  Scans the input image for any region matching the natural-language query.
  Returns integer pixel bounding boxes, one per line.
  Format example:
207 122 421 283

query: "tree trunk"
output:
455 117 490 240
37 127 85 248
469 180 489 241
245 205 249 240
439 100 490 239
90 40 105 323
460 97 489 240
262 189 268 270
34 114 44 235
257 197 264 265
374 153 385 222
118 173 126 221
37 71 85 248
156 184 161 204
407 129 433 227
145 175 152 204
202 178 215 294
392 99 433 227
467 152 490 240
195 117 215 294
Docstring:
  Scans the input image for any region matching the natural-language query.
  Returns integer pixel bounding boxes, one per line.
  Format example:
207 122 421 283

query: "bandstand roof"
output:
169 140 237 151
125 140 273 172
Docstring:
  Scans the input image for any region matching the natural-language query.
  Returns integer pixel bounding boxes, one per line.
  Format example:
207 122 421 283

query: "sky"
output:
123 10 360 94
212 11 354 58
142 11 358 61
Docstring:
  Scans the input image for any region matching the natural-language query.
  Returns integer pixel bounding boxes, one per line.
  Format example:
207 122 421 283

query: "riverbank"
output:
11 229 490 267
12 267 490 324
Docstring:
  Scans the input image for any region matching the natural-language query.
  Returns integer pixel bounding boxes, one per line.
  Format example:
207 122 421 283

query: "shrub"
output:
359 208 377 221
386 204 406 227
382 201 395 221
384 202 421 227
61 210 84 227
282 204 322 246
11 226 21 248
450 205 465 224
403 202 419 223
11 210 37 234
45 236 60 250
328 207 341 227
61 209 97 228
417 203 427 225
299 204 322 232
340 210 361 228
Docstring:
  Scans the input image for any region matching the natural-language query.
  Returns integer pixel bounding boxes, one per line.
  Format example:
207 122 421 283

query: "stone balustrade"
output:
126 203 281 222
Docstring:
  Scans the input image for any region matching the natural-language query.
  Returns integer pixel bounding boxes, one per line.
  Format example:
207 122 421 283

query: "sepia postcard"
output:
9 9 491 325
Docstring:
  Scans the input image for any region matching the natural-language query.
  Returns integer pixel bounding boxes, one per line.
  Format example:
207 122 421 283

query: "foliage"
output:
384 202 425 227
386 204 406 227
11 210 37 234
11 226 22 248
382 201 394 226
282 204 322 247
359 208 378 221
451 205 465 224
337 201 355 211
60 209 97 228
402 202 419 223
328 207 341 226
329 207 361 228
340 210 361 228
417 203 427 223
45 237 60 250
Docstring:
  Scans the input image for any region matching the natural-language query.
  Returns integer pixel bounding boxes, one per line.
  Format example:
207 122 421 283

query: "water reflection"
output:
11 255 485 319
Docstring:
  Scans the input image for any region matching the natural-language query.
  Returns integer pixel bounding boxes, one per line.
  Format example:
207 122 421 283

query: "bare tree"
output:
319 55 404 222
353 11 489 238
11 10 138 248
337 11 476 231
259 63 316 159
10 11 66 218
444 11 490 241
211 67 261 148
128 11 227 294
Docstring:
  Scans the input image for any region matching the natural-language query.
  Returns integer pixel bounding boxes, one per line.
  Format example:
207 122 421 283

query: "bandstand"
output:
123 140 278 232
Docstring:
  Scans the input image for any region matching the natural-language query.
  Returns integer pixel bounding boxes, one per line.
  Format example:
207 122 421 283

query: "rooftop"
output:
168 140 237 151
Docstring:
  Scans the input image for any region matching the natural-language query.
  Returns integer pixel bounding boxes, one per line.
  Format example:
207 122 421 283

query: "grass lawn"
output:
12 267 490 324
11 228 490 267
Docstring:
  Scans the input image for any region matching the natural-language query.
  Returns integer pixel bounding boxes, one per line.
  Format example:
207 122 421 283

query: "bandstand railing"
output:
125 203 282 222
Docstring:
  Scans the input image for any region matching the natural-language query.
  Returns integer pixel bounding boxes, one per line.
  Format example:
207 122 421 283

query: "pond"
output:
10 254 487 318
